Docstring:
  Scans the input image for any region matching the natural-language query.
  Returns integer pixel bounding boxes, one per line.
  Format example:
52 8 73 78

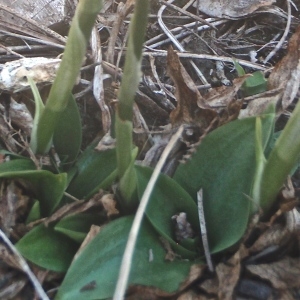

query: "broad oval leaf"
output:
54 213 102 243
0 159 67 216
16 224 78 272
67 147 117 199
173 113 274 253
53 93 82 169
55 215 195 300
136 165 200 259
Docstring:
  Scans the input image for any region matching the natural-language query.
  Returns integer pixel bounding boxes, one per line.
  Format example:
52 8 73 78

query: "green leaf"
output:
26 201 41 224
28 77 45 154
118 146 139 211
16 224 78 272
55 216 195 300
0 159 67 216
53 93 82 169
33 0 103 154
173 113 274 253
66 147 117 199
234 60 267 96
115 0 149 211
54 213 102 243
243 71 267 96
259 96 300 212
136 165 200 258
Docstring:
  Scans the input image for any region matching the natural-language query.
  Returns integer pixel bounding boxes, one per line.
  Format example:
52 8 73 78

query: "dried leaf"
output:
177 290 212 300
249 223 291 253
239 88 283 118
0 181 29 237
204 76 248 108
216 245 247 300
180 264 206 290
194 0 275 18
199 277 219 295
167 47 217 128
100 194 119 217
73 225 101 261
44 191 105 226
246 257 300 289
268 26 300 111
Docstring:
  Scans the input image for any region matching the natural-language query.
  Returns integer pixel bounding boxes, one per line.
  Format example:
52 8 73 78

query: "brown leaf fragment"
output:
199 277 219 295
238 88 283 118
100 194 119 217
249 223 291 253
177 290 212 300
44 190 105 226
179 264 206 291
216 245 246 300
167 47 217 129
194 0 275 19
204 76 248 108
268 25 300 111
73 225 101 261
0 181 29 237
159 236 179 261
246 257 300 289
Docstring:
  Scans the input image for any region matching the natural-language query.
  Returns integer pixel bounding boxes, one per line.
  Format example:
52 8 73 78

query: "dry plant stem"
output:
144 51 267 71
158 0 208 84
0 30 65 49
145 19 225 48
107 1 134 64
91 27 111 133
0 229 50 300
0 4 66 44
0 44 24 58
113 125 185 300
197 189 214 272
263 0 292 64
159 0 217 30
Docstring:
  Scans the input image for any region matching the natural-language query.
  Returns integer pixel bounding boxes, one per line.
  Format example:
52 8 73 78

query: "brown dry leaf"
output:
100 194 119 217
246 257 300 289
268 25 300 111
204 76 247 108
249 223 291 253
44 190 105 226
216 244 248 300
177 290 213 300
0 181 29 237
73 225 101 261
269 178 299 225
199 277 219 295
194 0 275 18
167 47 218 128
238 88 283 118
179 264 206 291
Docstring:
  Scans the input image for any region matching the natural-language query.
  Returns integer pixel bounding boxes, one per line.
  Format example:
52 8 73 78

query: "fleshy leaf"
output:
16 224 78 272
174 113 274 253
0 159 67 216
136 165 200 258
66 147 117 199
55 215 195 300
53 93 82 169
54 213 102 243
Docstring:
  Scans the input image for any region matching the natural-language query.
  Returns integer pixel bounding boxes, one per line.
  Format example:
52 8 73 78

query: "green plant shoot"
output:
30 0 103 154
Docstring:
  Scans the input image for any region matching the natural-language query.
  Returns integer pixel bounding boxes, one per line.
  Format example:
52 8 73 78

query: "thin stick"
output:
197 189 214 272
263 0 291 64
143 51 267 71
113 125 185 300
0 229 50 300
